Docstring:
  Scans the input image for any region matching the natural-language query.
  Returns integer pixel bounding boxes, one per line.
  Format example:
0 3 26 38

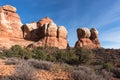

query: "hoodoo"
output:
75 28 100 49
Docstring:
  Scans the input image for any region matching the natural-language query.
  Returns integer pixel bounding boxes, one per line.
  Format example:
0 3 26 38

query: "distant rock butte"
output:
75 28 101 49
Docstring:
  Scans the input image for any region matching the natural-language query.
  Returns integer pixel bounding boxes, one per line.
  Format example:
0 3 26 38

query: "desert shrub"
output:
45 47 59 54
2 45 32 59
0 59 39 80
100 69 113 80
112 68 120 78
71 66 113 80
0 77 12 80
55 49 78 64
71 66 105 80
12 60 38 80
32 48 47 60
55 51 70 62
94 65 113 80
102 63 113 71
5 58 20 65
50 63 74 73
59 63 74 72
76 47 95 64
46 54 56 62
28 59 52 70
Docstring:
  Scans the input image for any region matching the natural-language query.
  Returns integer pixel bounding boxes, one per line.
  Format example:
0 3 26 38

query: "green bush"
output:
2 45 32 59
103 63 113 71
76 47 95 64
46 54 56 62
55 51 69 62
55 50 77 63
32 48 47 60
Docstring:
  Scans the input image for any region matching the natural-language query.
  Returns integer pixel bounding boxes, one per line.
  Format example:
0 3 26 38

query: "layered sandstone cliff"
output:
22 17 68 49
0 5 29 49
0 5 68 49
0 5 22 38
75 28 100 49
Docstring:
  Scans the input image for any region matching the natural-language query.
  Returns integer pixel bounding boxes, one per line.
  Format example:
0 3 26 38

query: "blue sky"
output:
1 0 120 49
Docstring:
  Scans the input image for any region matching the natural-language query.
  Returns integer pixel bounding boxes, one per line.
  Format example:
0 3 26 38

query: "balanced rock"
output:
75 28 100 49
3 5 16 12
77 28 91 39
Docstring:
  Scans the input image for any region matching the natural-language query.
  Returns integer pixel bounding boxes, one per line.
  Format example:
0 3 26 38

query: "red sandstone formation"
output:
0 5 29 49
22 17 68 49
75 28 100 49
0 5 22 38
0 5 68 49
0 5 100 50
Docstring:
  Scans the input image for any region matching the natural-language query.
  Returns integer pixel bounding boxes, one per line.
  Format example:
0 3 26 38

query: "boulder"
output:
77 28 91 40
90 28 98 40
3 5 16 12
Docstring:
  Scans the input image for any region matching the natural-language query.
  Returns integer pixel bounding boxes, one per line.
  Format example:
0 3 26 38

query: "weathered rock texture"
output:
75 28 100 49
22 17 68 49
0 5 29 49
0 5 68 49
0 5 22 38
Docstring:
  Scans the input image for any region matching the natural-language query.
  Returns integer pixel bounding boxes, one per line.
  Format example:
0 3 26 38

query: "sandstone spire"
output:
75 27 100 49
